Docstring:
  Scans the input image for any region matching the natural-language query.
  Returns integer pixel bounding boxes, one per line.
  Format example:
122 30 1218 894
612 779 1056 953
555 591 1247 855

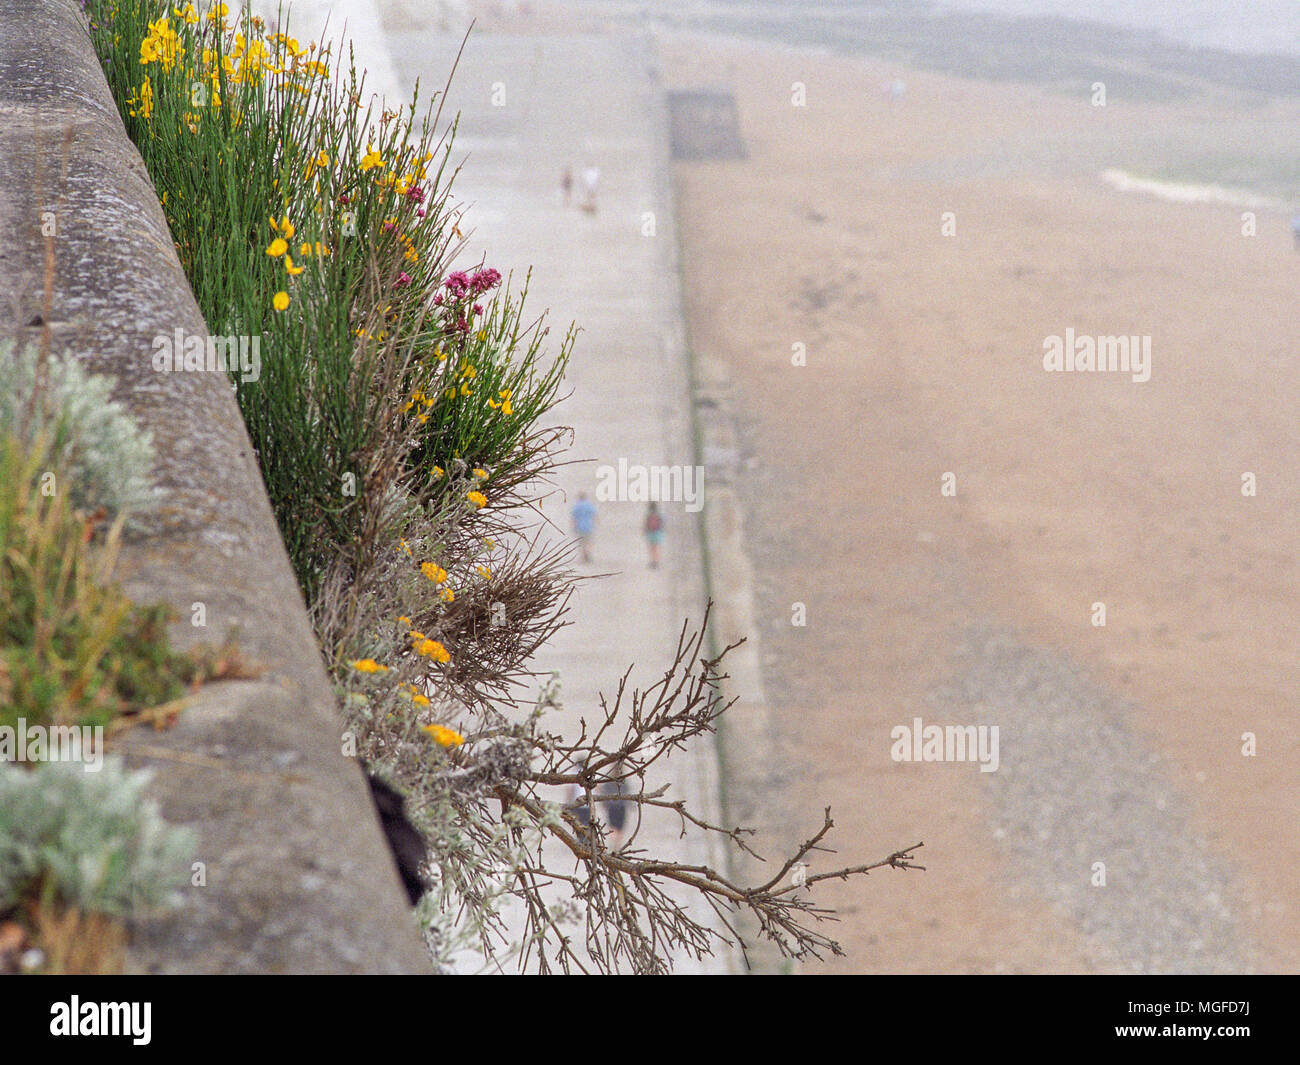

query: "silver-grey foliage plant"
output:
0 339 157 516
0 758 195 916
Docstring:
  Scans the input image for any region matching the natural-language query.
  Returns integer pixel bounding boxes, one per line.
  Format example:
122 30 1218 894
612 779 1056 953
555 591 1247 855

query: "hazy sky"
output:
933 0 1300 55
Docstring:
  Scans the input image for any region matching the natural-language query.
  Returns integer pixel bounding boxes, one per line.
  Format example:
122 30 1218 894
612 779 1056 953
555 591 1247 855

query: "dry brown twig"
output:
383 603 923 974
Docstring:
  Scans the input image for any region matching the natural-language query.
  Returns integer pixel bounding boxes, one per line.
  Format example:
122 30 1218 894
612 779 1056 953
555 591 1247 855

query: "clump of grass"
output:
24 906 128 976
0 433 203 730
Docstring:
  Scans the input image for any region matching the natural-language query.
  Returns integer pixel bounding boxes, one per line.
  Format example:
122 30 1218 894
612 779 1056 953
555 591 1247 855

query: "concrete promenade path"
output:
378 15 736 972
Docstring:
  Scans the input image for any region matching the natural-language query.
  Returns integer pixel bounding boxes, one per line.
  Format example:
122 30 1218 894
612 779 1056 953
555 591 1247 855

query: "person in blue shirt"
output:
571 492 597 563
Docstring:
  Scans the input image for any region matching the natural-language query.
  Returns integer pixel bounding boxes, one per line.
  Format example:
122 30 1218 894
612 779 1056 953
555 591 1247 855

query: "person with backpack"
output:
643 502 664 569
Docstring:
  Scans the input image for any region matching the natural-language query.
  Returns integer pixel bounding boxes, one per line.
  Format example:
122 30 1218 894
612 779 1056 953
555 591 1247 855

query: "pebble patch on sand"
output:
933 624 1248 973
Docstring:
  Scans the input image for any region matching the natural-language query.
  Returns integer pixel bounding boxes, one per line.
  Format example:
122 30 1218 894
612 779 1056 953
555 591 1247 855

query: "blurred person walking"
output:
643 501 664 569
572 491 597 563
599 761 632 850
580 165 600 213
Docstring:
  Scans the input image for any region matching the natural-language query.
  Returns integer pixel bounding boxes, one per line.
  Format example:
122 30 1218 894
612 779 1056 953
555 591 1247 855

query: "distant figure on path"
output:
599 762 631 850
572 491 597 563
561 167 573 205
643 502 664 569
1291 212 1300 250
581 166 600 213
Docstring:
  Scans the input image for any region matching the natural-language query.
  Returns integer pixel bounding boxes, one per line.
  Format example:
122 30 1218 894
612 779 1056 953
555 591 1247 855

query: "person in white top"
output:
580 166 600 212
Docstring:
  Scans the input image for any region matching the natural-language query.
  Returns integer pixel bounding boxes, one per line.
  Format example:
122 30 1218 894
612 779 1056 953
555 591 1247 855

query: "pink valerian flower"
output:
441 268 501 301
395 271 412 287
472 303 483 316
416 208 427 218
432 293 444 306
406 184 425 203
469 268 501 295
383 220 395 232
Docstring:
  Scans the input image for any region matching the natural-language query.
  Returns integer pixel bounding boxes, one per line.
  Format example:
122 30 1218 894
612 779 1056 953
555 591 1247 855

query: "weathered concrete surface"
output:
0 0 429 972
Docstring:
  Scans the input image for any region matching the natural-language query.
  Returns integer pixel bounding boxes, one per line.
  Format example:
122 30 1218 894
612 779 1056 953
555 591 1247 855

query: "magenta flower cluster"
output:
442 268 502 299
434 268 503 334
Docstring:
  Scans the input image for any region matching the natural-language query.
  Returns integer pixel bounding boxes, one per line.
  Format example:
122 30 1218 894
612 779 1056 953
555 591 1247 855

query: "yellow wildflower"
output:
415 638 451 663
285 255 305 276
266 237 288 257
420 561 448 585
269 215 295 239
439 587 455 603
273 34 303 57
129 76 155 120
423 724 464 748
350 658 388 674
273 291 290 311
467 491 487 510
360 147 384 172
140 17 183 71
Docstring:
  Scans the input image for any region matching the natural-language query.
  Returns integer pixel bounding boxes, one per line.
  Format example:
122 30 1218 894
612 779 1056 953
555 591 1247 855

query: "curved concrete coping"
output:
0 0 428 973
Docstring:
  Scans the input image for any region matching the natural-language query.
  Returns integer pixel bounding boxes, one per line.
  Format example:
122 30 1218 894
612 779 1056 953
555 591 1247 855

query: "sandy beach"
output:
661 32 1300 972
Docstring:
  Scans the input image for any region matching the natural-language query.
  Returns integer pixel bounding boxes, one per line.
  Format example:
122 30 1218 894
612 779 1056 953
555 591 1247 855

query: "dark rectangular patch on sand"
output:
667 91 747 161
